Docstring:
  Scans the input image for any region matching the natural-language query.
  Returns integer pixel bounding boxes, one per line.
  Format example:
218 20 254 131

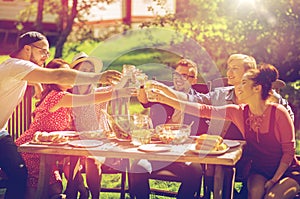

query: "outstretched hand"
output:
99 70 122 85
145 80 177 98
113 87 137 99
145 80 168 91
146 88 167 103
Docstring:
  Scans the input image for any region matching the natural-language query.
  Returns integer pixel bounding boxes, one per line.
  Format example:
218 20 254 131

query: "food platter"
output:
68 140 103 148
138 144 171 152
189 143 229 155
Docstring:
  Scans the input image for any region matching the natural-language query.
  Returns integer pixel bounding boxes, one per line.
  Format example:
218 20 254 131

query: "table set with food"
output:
19 116 244 199
18 65 244 199
27 114 240 156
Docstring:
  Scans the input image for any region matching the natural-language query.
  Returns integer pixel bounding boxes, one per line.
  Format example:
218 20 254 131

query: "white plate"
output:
189 144 229 155
138 144 171 152
223 139 240 148
68 140 103 148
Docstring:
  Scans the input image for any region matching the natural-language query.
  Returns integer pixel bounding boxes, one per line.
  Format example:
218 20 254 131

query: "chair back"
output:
7 87 33 141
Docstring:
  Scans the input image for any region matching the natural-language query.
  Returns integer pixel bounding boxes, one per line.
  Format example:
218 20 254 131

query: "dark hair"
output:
176 58 198 76
246 63 279 100
10 31 47 57
35 59 70 107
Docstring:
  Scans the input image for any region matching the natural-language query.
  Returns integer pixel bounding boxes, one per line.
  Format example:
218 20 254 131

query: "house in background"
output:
0 0 176 55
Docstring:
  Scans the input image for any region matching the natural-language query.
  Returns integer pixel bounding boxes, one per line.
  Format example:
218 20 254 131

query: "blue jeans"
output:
0 134 28 199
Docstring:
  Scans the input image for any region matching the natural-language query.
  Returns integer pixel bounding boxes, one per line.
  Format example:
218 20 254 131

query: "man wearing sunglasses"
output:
130 59 207 199
0 31 121 199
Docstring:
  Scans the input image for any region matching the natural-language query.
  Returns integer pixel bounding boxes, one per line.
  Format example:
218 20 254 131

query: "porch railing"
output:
7 87 33 141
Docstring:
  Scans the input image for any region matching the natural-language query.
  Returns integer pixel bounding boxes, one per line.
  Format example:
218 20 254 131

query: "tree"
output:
143 0 300 83
20 0 119 58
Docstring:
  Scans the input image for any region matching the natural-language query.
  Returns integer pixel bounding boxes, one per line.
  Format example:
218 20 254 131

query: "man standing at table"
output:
0 31 121 199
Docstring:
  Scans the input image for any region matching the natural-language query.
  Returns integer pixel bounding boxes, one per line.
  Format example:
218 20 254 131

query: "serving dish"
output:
189 143 229 155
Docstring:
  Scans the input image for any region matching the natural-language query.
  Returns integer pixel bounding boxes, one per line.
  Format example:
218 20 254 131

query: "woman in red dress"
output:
16 58 133 199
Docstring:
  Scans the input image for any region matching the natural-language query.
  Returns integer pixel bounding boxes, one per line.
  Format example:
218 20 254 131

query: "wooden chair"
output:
192 82 211 94
100 158 130 199
7 87 33 140
148 168 204 198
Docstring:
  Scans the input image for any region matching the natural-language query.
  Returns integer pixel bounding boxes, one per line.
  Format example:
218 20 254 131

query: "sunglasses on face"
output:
30 44 50 57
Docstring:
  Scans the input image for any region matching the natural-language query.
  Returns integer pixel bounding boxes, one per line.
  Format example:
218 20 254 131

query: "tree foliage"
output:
142 0 300 83
21 0 117 58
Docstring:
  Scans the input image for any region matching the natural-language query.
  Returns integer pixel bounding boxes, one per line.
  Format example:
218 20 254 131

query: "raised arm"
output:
49 87 135 112
23 67 121 85
149 88 241 119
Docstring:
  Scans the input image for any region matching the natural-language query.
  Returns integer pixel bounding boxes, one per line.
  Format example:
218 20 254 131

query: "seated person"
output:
148 63 300 199
130 58 205 199
69 52 123 199
144 54 295 198
15 58 133 199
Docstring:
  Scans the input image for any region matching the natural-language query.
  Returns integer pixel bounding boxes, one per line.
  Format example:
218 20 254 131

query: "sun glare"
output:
237 0 257 8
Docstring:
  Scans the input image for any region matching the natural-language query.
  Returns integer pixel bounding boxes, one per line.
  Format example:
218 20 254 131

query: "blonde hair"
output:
227 54 257 71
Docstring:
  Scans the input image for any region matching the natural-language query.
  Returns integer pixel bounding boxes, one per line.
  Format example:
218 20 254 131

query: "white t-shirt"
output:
0 58 38 131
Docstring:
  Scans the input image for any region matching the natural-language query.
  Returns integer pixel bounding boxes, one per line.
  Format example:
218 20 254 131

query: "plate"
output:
68 140 103 148
138 144 171 152
223 139 240 148
189 144 229 155
29 141 68 146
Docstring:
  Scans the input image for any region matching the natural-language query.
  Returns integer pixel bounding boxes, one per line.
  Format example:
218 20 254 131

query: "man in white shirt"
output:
0 31 121 199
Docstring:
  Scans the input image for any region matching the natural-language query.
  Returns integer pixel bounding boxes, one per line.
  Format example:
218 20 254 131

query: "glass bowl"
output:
155 124 191 144
131 129 153 146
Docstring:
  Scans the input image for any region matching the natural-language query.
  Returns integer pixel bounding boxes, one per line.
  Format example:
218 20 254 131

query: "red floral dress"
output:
15 90 74 188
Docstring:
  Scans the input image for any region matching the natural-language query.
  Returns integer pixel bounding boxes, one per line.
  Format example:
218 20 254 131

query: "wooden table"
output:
18 139 245 199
